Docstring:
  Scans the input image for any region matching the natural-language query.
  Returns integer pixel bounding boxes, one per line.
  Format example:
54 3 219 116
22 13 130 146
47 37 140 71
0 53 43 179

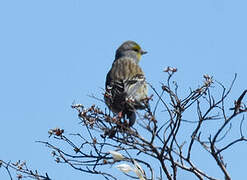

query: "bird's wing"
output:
106 58 147 105
124 74 145 98
106 58 145 97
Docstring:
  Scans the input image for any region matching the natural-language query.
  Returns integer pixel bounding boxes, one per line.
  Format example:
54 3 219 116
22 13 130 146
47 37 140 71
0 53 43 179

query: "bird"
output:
104 41 148 127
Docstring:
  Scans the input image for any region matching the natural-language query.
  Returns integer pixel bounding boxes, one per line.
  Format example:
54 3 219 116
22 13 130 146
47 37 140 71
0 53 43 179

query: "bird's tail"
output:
126 111 136 127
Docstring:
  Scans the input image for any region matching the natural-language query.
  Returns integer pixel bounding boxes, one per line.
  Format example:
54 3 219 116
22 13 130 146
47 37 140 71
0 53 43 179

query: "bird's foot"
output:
117 111 123 118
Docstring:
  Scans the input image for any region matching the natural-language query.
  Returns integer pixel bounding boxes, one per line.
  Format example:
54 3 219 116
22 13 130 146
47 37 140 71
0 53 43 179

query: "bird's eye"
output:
133 48 139 52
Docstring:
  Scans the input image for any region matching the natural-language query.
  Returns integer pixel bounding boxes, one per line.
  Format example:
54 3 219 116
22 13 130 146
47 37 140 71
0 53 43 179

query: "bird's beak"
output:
141 50 147 55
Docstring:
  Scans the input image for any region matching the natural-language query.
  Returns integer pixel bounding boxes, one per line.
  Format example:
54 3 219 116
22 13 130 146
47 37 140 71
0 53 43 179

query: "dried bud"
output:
105 115 111 122
171 67 177 72
55 157 60 163
88 104 96 112
74 147 80 153
93 138 97 144
151 116 157 123
17 174 22 179
55 128 64 136
12 160 20 166
48 130 53 137
48 128 64 137
162 85 169 91
164 66 170 72
71 104 84 109
164 66 178 73
20 161 26 167
103 159 108 164
203 74 213 87
51 151 56 156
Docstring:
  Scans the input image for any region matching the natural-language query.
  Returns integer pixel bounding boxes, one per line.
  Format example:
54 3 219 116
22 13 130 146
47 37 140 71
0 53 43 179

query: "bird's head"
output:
115 41 147 63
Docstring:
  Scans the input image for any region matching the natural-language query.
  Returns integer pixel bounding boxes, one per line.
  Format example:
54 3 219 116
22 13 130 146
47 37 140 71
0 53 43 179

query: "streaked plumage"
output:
104 41 148 126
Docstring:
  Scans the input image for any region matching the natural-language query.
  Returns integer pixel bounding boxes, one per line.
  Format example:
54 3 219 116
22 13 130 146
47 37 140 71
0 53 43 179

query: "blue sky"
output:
0 0 247 179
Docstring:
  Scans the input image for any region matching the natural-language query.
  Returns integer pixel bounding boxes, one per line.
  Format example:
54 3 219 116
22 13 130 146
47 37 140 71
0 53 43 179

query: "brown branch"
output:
34 73 246 180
